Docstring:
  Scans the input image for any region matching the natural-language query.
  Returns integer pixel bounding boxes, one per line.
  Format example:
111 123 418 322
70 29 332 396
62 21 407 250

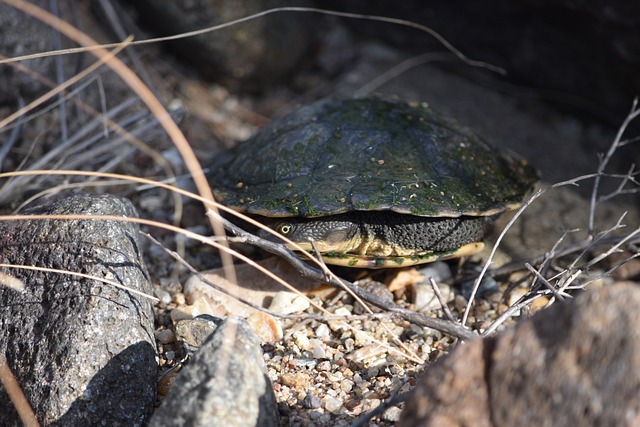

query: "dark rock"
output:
399 282 640 427
459 264 499 300
0 1 85 105
122 0 318 93
150 316 279 427
302 392 322 409
0 0 57 104
0 194 156 426
325 1 640 122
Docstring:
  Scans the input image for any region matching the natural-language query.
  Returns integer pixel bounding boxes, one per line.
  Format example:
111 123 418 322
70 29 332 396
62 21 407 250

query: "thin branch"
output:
588 97 640 236
428 277 457 322
524 263 565 301
0 97 25 172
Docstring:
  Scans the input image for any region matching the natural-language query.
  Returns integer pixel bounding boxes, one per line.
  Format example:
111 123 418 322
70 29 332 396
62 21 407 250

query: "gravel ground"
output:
1 4 638 425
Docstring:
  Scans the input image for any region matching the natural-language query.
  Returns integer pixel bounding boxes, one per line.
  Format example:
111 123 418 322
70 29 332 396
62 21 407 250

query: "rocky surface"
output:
0 0 67 104
326 0 640 122
150 316 279 427
0 194 156 426
399 282 640 427
122 0 318 93
0 2 638 426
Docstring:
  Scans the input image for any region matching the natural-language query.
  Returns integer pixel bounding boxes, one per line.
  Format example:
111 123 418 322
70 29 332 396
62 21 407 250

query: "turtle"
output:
208 96 538 268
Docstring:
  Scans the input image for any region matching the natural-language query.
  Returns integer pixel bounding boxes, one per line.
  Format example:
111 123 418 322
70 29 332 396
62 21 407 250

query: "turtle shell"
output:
209 96 538 218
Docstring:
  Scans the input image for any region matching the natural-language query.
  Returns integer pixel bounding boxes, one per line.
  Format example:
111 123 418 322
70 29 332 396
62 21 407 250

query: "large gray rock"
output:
0 194 157 426
150 316 279 427
325 0 640 121
122 0 318 93
400 282 640 427
0 0 54 104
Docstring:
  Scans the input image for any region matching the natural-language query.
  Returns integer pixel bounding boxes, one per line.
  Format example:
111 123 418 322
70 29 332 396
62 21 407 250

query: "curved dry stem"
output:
461 173 600 327
588 98 640 236
0 263 158 302
0 7 505 75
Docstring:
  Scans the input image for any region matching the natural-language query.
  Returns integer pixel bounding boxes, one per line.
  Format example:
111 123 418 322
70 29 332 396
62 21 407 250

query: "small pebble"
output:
154 329 175 344
268 292 311 314
315 323 330 339
317 361 331 371
174 316 221 351
309 410 323 421
310 339 326 359
293 330 311 351
412 283 453 313
172 292 186 306
417 261 452 283
340 379 354 393
343 337 355 352
354 330 373 347
367 398 381 410
333 307 351 317
154 287 172 305
348 344 387 365
354 280 393 313
382 406 402 422
303 393 322 409
323 396 343 412
247 311 283 343
170 297 215 322
280 372 312 389
366 367 380 379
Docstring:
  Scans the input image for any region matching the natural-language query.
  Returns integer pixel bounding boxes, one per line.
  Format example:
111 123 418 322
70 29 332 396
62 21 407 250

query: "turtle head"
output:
258 216 362 254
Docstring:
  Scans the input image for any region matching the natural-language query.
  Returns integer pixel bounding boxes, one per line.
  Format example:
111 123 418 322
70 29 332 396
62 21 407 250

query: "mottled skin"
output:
261 211 488 255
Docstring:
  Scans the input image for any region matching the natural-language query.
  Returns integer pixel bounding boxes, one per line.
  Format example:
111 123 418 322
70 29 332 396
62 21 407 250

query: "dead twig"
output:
588 97 640 236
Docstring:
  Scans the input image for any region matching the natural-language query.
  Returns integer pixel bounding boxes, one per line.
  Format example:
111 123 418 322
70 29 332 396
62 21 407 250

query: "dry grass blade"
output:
0 355 39 427
0 0 236 284
0 263 158 302
0 7 505 75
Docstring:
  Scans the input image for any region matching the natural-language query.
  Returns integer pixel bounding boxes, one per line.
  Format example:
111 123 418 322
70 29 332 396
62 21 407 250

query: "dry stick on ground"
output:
144 232 397 325
466 123 640 327
428 277 457 322
462 175 594 327
483 205 639 337
469 99 640 326
213 213 477 341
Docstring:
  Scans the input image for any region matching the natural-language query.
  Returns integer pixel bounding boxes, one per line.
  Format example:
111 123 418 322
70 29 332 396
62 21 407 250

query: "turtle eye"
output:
278 223 292 235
